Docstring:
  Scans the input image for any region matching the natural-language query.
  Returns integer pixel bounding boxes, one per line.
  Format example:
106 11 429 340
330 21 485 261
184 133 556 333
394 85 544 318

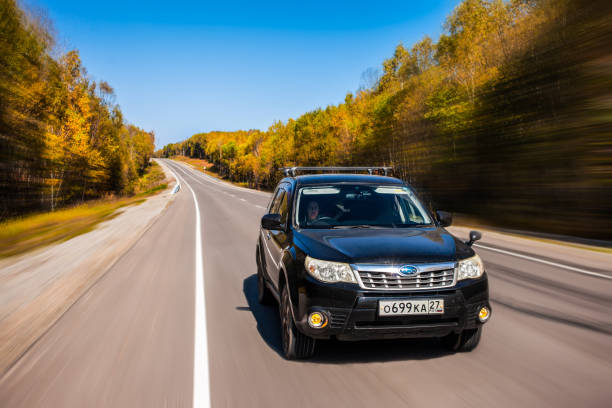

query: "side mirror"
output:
466 230 482 246
436 210 452 227
261 213 283 230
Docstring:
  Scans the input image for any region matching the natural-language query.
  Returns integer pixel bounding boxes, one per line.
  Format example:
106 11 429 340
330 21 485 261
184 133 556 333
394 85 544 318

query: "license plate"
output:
378 299 444 316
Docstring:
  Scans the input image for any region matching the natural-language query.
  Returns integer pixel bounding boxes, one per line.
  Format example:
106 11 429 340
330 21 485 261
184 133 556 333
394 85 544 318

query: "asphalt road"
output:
1 159 611 407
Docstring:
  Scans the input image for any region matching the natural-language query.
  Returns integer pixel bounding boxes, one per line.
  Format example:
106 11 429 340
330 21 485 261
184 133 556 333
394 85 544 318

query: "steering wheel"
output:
311 216 334 225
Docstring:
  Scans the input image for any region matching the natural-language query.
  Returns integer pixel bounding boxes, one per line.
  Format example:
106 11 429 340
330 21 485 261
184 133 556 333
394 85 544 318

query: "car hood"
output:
294 227 471 264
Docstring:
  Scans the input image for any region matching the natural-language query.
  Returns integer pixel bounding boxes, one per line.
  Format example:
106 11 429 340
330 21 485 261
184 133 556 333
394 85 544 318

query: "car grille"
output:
356 267 455 290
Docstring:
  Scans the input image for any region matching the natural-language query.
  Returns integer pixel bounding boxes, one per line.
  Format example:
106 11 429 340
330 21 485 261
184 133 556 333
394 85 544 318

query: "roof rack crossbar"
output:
281 166 392 177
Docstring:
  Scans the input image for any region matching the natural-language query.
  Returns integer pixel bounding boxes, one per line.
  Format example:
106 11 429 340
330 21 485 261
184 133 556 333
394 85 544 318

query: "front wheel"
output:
280 286 316 359
443 327 482 352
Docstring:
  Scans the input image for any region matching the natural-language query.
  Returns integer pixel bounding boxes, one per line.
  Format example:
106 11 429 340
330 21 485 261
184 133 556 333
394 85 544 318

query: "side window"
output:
268 187 283 213
278 191 288 225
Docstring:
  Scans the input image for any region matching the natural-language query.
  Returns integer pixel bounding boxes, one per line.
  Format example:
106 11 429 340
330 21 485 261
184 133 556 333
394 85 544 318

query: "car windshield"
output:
295 185 433 229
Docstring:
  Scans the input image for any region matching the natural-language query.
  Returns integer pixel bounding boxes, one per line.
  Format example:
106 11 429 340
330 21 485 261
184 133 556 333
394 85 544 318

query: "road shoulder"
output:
0 160 178 377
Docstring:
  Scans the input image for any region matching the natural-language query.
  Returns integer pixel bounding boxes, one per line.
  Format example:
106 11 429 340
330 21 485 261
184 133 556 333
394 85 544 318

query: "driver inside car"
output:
306 199 351 225
307 200 320 223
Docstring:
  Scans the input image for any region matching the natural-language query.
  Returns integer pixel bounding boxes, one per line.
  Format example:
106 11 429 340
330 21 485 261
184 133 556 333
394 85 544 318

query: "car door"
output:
268 187 291 287
262 186 283 282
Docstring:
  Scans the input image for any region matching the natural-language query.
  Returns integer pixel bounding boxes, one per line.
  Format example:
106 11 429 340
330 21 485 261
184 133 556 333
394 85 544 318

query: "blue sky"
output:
28 0 460 148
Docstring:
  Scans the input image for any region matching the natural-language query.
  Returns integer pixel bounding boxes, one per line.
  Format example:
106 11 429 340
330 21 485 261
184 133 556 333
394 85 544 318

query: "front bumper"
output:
294 273 490 341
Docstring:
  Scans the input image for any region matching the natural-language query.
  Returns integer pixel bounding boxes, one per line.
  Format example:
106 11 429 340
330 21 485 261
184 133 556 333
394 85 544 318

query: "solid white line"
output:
474 243 612 281
155 159 181 194
164 161 210 408
172 163 268 212
173 160 272 197
186 180 210 408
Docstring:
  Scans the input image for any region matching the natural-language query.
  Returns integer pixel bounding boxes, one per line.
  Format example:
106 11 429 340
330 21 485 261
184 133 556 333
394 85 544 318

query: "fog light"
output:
308 312 327 328
478 306 490 323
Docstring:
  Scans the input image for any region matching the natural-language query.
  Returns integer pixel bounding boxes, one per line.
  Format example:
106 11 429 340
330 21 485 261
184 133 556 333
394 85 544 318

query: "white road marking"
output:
474 243 612 281
156 159 181 194
172 164 270 213
173 160 272 198
171 162 275 213
172 164 230 196
163 161 211 408
186 181 210 408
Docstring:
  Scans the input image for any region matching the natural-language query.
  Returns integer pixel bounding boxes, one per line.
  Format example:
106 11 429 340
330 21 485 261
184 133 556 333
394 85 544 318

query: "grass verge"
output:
0 162 168 259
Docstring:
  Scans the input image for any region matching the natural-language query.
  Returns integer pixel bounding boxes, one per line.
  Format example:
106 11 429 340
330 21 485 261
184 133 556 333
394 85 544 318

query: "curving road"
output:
1 159 611 407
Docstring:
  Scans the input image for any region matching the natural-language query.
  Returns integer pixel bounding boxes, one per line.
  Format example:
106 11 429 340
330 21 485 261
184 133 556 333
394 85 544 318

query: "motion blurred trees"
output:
160 0 611 239
0 0 155 218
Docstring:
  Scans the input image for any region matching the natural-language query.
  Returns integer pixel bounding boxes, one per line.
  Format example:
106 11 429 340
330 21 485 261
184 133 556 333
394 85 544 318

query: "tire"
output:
443 327 482 352
256 249 274 305
280 286 316 359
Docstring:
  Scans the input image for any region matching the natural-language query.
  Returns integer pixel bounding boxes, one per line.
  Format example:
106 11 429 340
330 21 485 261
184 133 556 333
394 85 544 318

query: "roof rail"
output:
281 166 393 177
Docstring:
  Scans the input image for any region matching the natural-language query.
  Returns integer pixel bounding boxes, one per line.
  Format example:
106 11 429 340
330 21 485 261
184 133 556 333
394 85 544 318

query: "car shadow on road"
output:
242 274 284 354
311 337 453 364
243 274 454 363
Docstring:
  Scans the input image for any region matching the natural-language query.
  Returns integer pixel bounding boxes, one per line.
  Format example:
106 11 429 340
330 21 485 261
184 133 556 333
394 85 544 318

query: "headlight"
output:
305 256 356 284
456 254 484 280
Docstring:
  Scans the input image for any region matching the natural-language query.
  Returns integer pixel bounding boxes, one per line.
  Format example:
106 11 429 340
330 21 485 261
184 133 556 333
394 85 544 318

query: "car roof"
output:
282 173 405 186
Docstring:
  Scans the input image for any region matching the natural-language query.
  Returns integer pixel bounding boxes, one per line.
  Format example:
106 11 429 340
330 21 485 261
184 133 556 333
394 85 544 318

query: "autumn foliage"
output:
160 0 612 240
0 0 155 218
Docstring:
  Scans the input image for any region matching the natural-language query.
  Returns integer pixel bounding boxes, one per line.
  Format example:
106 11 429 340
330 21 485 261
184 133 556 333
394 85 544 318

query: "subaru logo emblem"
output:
398 265 418 276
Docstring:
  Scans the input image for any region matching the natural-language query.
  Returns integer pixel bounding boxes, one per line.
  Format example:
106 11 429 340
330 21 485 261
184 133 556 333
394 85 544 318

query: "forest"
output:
159 0 612 240
1 0 155 219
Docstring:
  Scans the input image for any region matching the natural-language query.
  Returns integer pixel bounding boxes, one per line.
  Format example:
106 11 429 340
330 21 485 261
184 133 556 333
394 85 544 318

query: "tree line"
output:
160 0 612 240
1 0 155 219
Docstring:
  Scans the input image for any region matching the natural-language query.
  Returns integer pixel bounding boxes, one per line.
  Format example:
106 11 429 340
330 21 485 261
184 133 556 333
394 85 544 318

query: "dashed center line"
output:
169 160 271 211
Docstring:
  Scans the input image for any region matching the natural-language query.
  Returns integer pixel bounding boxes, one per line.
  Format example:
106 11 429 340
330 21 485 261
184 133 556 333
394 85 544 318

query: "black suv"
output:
255 167 490 359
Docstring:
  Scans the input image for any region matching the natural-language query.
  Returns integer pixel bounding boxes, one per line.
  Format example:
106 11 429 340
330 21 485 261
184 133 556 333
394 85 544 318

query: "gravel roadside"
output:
0 160 178 377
